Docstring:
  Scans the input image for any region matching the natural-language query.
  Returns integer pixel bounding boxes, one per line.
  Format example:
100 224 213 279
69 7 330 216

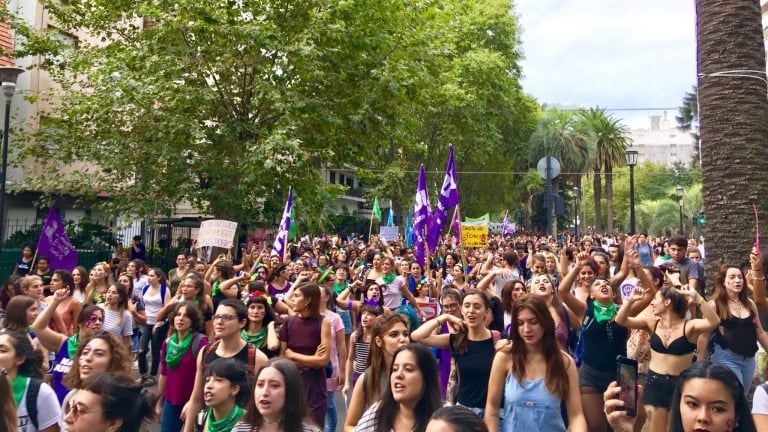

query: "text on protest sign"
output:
460 223 488 247
197 220 238 249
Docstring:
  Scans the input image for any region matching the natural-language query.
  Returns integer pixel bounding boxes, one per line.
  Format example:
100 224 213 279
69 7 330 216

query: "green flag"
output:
464 213 490 223
372 197 382 220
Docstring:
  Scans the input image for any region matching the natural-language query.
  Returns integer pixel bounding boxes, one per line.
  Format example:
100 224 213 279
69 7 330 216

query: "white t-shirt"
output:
16 378 60 432
378 276 406 309
752 383 768 415
324 310 344 392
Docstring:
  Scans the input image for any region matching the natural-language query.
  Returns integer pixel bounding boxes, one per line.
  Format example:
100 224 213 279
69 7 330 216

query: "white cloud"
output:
514 0 697 128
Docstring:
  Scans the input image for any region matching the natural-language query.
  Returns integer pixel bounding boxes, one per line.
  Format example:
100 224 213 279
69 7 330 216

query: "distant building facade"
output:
628 112 697 167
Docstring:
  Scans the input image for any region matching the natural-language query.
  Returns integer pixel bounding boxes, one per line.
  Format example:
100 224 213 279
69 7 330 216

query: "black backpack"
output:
25 377 42 430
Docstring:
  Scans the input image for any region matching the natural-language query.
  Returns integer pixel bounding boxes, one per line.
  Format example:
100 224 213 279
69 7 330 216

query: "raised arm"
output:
615 289 653 331
684 285 720 335
410 314 455 349
32 288 69 352
749 248 768 313
218 274 245 299
558 256 588 319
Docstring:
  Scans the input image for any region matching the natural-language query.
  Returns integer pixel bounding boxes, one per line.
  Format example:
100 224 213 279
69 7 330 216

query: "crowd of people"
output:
0 230 767 432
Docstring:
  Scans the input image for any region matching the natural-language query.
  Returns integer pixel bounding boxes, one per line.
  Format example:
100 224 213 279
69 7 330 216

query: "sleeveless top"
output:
202 342 251 369
554 310 569 349
582 301 628 371
51 342 73 403
650 320 696 356
501 374 566 431
713 304 758 357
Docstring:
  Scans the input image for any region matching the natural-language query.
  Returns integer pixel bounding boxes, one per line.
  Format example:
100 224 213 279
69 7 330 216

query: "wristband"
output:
347 299 352 311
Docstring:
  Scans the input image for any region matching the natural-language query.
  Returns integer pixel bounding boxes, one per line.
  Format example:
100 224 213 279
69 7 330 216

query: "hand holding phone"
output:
615 356 638 417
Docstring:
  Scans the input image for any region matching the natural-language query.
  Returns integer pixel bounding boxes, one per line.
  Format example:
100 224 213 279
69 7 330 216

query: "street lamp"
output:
625 149 638 234
573 186 579 241
676 186 685 235
0 66 24 256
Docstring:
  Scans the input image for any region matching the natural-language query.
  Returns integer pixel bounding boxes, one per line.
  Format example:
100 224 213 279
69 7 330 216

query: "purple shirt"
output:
268 281 292 302
51 342 73 403
159 333 209 406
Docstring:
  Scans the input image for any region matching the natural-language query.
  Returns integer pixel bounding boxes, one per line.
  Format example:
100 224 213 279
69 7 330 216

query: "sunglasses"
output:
66 399 102 420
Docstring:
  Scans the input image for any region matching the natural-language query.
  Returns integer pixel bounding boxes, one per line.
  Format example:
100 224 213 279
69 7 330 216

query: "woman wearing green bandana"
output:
0 329 61 431
200 358 249 432
206 259 238 311
32 286 104 404
558 244 656 432
242 288 279 357
157 301 208 432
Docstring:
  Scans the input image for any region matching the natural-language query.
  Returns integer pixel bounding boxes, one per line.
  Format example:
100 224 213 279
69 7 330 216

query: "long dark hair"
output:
668 361 755 432
3 295 36 332
452 289 491 355
509 295 569 400
713 265 749 320
365 313 409 406
375 344 441 432
429 406 488 432
243 358 308 431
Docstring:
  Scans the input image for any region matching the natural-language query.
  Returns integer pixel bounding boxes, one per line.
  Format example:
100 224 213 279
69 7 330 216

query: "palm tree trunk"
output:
697 0 768 281
592 163 602 233
604 159 614 234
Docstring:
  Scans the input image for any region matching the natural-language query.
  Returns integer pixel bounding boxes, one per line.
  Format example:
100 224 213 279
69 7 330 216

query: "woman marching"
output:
485 295 586 432
615 282 719 431
557 244 656 432
411 289 499 418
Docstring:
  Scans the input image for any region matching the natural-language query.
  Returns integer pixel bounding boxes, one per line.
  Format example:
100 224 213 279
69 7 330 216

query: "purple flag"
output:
36 208 78 272
412 165 430 267
451 207 461 244
271 187 293 260
502 213 513 238
426 145 459 252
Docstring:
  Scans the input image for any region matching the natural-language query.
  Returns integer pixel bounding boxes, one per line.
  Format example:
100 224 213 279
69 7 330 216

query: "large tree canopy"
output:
5 0 536 228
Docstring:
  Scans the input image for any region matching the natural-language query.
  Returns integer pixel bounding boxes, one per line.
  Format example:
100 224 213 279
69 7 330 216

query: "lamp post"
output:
573 186 579 241
0 66 24 256
676 186 684 235
625 149 638 234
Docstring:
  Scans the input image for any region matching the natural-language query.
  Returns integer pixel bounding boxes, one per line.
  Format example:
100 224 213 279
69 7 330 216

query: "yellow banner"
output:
460 223 488 247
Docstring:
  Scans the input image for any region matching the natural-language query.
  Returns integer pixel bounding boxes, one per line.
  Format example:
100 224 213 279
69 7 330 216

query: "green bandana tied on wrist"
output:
593 301 618 323
67 333 80 359
241 327 266 350
165 332 193 369
206 404 245 432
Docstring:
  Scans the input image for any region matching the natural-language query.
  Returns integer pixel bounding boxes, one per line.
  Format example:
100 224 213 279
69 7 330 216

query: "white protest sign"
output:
378 225 399 241
197 220 238 249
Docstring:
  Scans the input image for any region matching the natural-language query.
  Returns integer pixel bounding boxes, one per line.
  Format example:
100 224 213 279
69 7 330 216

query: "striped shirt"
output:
353 339 370 374
99 306 133 338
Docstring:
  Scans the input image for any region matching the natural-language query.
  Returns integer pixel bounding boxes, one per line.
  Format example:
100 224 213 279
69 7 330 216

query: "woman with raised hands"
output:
557 244 656 432
45 270 82 337
32 286 105 403
411 289 499 419
698 253 768 391
156 274 215 340
615 282 719 431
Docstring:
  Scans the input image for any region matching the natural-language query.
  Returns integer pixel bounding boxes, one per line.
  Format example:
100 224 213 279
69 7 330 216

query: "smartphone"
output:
616 356 638 417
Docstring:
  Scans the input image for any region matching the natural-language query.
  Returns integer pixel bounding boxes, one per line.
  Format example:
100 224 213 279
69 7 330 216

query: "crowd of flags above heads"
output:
270 145 515 264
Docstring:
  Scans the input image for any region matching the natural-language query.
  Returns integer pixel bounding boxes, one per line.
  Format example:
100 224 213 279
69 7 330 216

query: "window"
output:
346 177 353 188
339 174 345 185
329 171 336 184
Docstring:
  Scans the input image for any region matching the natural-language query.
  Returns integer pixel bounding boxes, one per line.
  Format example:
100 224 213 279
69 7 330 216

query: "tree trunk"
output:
593 164 602 233
604 159 614 234
697 0 768 281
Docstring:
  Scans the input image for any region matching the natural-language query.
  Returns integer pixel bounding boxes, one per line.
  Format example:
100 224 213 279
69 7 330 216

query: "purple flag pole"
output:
271 187 293 261
412 165 430 267
426 145 459 253
36 208 78 272
502 211 512 238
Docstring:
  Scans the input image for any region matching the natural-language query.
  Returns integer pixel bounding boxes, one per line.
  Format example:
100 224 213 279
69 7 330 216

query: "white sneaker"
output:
133 360 139 370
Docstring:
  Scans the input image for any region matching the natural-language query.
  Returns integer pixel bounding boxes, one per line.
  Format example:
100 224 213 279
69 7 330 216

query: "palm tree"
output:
529 107 594 232
696 1 768 280
581 107 631 234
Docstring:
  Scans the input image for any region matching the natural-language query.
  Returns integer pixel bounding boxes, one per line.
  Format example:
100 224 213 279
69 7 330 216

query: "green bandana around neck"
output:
206 404 245 432
165 332 193 369
333 281 349 295
12 374 28 407
241 327 267 349
381 273 396 285
67 333 80 358
593 301 618 323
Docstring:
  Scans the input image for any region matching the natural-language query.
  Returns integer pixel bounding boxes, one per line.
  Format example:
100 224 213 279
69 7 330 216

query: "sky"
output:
514 0 697 128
